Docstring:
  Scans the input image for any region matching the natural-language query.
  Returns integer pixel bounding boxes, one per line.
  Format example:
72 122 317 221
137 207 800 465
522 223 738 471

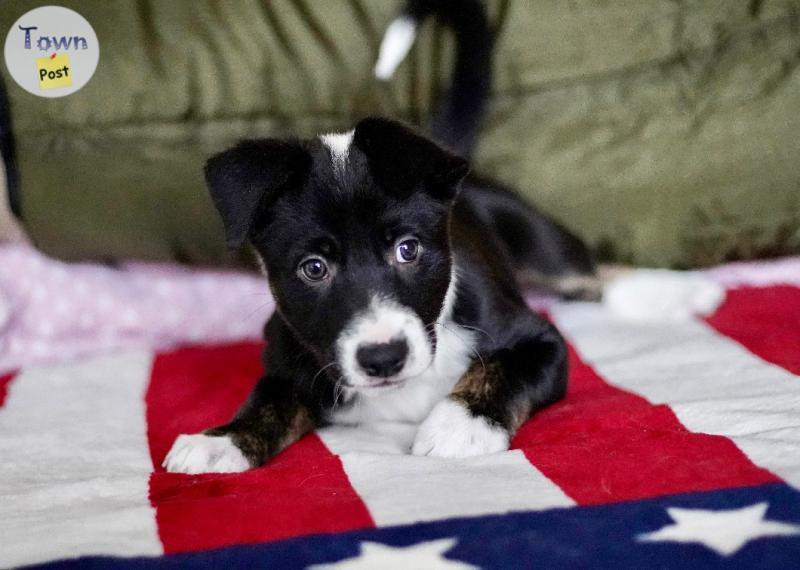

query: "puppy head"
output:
205 118 468 393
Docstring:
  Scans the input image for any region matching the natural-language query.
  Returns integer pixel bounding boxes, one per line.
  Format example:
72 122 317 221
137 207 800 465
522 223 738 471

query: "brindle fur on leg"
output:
449 319 568 436
205 398 315 467
451 360 499 403
450 359 532 433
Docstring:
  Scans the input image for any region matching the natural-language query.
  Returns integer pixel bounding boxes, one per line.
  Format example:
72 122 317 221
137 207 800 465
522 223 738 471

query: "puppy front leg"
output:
163 376 316 474
412 319 567 458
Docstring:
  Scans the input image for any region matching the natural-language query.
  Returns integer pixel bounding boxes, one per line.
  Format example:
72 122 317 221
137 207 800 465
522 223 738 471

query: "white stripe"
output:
0 350 161 567
552 303 800 488
318 424 574 526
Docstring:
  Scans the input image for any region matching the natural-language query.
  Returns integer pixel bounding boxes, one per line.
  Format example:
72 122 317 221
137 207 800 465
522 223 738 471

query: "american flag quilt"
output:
2 263 800 568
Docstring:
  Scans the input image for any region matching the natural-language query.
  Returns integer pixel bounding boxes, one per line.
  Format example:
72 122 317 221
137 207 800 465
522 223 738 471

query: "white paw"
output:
603 269 725 322
412 399 509 458
162 433 251 474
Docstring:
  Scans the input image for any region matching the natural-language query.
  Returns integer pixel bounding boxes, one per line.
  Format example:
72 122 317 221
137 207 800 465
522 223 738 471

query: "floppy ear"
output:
353 117 469 200
204 139 310 249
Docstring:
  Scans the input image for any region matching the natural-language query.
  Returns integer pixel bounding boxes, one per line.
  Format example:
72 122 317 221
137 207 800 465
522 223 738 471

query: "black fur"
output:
198 117 568 467
405 0 492 158
448 193 568 431
205 139 310 249
400 0 597 295
171 0 596 469
0 74 20 217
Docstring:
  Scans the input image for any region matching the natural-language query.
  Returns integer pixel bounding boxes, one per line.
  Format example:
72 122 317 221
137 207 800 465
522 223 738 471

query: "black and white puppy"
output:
164 118 570 473
164 0 595 473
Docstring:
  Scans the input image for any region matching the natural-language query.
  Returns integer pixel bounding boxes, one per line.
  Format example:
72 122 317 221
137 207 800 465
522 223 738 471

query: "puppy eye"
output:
300 258 329 281
395 238 420 264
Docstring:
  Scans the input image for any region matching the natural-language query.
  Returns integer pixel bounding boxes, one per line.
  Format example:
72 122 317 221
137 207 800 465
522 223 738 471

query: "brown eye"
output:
300 258 328 281
395 238 420 263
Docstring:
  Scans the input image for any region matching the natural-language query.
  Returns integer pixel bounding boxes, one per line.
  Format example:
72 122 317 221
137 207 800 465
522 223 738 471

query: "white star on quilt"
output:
638 502 800 556
308 538 477 569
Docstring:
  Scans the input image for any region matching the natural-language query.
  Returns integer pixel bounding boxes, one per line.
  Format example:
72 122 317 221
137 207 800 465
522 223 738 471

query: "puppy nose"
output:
356 339 408 378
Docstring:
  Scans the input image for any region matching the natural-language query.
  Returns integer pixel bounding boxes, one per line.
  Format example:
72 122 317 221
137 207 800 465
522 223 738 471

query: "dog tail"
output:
374 0 492 159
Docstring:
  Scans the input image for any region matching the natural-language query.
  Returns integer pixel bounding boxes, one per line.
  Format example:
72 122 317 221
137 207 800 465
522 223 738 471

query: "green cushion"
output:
2 0 799 267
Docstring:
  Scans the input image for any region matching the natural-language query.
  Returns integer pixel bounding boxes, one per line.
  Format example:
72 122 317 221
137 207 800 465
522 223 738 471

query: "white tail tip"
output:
603 269 726 323
374 17 418 81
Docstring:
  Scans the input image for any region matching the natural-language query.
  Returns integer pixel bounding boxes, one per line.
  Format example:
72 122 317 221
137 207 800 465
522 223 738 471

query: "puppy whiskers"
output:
453 323 496 349
438 321 487 375
311 361 338 392
331 376 343 410
241 301 275 323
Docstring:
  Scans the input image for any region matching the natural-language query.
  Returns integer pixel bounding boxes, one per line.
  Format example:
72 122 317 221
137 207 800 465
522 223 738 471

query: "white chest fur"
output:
328 319 475 425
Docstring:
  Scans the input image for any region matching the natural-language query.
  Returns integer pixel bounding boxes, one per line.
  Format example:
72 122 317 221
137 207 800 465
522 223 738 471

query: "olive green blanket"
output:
2 0 799 267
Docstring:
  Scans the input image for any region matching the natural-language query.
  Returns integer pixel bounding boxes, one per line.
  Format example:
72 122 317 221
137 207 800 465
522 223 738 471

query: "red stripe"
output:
705 286 800 376
146 342 374 554
0 371 17 407
512 343 778 505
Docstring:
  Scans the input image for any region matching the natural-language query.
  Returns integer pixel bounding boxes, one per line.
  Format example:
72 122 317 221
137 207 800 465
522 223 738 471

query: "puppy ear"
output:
204 139 310 249
353 117 469 200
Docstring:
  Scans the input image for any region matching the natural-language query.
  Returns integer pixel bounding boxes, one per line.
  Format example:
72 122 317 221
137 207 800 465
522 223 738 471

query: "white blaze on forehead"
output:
320 129 354 177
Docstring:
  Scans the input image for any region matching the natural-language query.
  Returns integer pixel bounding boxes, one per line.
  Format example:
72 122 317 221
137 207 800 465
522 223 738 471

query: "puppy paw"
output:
412 399 509 458
162 433 251 474
603 269 725 322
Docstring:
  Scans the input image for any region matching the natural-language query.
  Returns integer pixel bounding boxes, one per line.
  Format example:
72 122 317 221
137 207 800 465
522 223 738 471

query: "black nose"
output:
356 339 409 378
